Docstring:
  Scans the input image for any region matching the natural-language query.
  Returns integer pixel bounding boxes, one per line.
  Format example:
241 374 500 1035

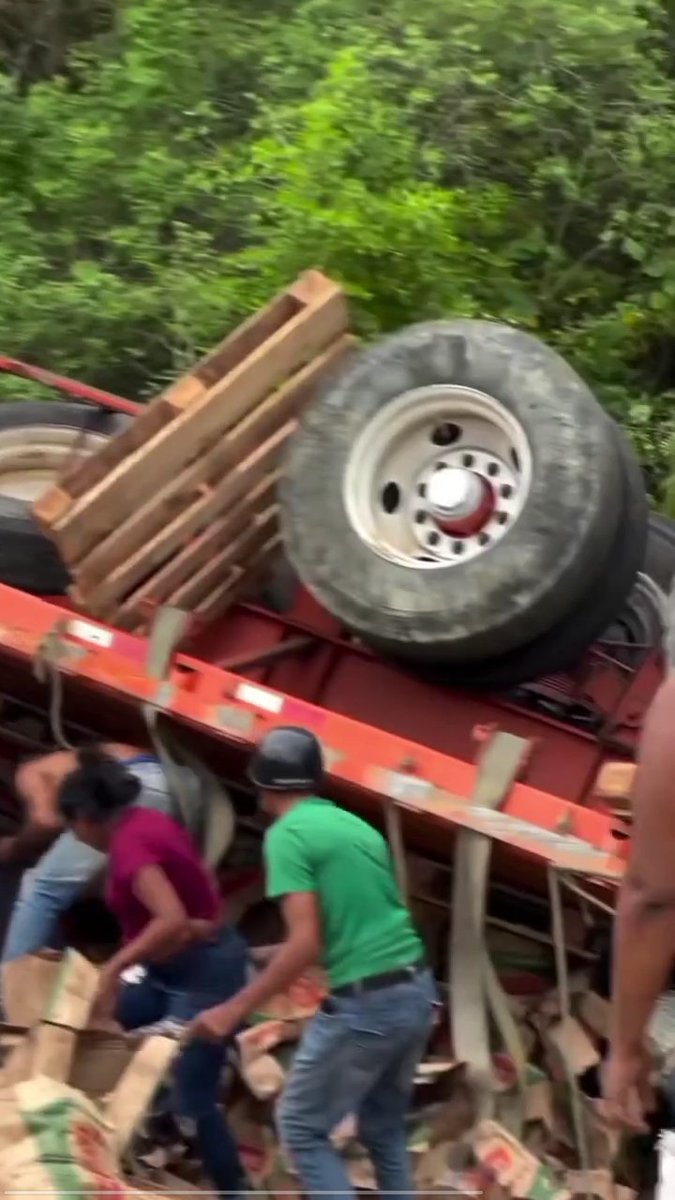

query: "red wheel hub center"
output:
426 466 494 536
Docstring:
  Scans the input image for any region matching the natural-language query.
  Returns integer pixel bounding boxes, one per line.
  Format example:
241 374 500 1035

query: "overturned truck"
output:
0 271 669 1195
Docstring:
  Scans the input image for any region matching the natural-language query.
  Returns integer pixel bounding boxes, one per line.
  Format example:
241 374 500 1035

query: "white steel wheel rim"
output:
0 426 108 503
343 385 533 570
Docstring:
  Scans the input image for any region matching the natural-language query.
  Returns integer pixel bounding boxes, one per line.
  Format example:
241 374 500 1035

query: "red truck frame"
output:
0 354 657 893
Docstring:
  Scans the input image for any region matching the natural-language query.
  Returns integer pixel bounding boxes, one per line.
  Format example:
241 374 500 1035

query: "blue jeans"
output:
1 757 174 964
117 926 249 1197
278 968 437 1200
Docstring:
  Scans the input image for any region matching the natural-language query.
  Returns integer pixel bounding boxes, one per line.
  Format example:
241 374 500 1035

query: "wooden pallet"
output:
34 271 355 632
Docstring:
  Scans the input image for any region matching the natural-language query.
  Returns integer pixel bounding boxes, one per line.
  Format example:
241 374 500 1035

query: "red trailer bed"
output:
0 580 638 892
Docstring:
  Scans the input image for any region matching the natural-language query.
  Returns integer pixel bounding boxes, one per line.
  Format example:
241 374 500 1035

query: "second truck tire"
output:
0 402 128 595
282 319 647 674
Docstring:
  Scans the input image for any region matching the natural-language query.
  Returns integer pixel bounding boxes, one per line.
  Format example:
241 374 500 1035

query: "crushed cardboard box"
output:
0 902 662 1200
0 950 178 1200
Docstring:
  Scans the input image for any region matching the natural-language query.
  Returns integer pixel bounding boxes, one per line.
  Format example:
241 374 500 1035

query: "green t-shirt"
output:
264 796 423 989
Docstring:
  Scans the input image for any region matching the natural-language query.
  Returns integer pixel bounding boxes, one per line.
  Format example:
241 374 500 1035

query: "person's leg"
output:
357 1028 433 1198
171 1038 246 1197
356 972 436 1200
116 973 166 1032
1 831 105 962
161 932 250 1197
277 1007 357 1199
279 970 437 1200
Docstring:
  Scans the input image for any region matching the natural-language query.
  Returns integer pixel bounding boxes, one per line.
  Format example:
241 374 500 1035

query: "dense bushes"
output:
2 0 675 501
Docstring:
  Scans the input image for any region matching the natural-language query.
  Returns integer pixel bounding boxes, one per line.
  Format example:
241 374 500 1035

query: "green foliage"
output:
2 0 675 499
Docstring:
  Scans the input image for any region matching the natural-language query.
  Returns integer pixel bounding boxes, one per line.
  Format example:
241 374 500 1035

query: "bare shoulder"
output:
101 742 145 760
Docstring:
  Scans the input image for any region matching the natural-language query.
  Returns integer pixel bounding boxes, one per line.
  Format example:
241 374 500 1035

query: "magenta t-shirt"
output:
106 807 220 943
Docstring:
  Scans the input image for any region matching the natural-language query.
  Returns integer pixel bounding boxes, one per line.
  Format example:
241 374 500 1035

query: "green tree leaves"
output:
1 0 675 500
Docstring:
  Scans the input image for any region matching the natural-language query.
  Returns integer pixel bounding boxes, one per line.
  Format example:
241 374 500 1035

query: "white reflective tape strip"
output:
68 619 114 648
234 681 284 714
386 773 433 802
467 806 609 861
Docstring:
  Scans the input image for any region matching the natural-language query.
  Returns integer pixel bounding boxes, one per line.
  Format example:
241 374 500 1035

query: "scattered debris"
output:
0 854 665 1200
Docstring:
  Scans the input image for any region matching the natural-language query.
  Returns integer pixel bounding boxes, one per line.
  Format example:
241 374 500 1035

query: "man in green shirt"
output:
187 725 436 1200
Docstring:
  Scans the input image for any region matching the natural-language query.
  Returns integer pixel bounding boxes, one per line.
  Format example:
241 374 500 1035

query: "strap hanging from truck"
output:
449 730 531 1127
142 606 235 869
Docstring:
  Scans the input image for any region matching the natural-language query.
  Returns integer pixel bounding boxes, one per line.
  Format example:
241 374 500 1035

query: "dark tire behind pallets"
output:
0 401 128 594
282 319 649 688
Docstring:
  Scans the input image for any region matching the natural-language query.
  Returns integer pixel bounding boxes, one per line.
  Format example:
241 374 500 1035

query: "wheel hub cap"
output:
343 384 532 570
426 466 494 535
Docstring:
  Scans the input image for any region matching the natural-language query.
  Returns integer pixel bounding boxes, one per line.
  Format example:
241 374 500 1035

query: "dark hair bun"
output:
58 746 141 821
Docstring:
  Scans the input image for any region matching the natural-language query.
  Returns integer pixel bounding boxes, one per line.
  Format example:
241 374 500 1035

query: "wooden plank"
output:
75 422 291 617
73 336 354 592
195 536 282 623
169 508 278 610
91 473 279 614
163 287 303 402
117 514 279 632
33 400 175 528
52 278 348 563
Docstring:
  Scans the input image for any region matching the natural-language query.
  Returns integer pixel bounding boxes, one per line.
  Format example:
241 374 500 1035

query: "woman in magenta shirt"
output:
57 747 248 1198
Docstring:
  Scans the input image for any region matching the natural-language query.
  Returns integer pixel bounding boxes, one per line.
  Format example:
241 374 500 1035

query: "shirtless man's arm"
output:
604 674 675 1127
0 751 78 865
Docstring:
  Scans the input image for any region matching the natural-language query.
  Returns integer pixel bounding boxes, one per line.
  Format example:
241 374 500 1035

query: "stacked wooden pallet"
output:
34 271 354 633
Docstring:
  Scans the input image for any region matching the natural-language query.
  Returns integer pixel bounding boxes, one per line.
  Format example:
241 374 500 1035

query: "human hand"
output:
601 1046 655 1130
183 999 243 1044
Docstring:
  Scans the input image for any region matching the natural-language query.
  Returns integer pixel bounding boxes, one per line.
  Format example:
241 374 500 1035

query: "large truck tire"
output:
282 320 631 665
0 402 127 595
